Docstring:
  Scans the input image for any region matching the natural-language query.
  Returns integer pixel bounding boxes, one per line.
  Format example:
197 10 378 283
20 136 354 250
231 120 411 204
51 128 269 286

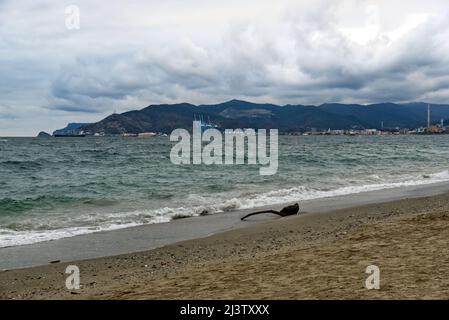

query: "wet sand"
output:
2 189 449 299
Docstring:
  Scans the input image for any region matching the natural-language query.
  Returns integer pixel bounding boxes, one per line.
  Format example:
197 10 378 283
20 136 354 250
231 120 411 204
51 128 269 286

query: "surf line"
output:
170 121 278 175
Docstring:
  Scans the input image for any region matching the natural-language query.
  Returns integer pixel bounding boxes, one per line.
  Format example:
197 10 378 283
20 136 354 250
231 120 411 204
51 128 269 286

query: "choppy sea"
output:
1 135 449 247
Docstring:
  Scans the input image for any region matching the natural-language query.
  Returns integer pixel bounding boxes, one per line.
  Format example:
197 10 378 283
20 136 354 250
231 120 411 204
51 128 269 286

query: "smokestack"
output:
428 104 431 129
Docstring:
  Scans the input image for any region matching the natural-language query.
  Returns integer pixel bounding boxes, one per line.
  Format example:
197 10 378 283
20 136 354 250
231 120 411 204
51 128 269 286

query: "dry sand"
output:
2 192 449 299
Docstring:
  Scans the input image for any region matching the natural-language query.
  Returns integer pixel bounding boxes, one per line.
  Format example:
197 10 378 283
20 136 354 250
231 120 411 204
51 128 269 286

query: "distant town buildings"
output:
291 104 449 136
293 124 449 136
291 124 449 136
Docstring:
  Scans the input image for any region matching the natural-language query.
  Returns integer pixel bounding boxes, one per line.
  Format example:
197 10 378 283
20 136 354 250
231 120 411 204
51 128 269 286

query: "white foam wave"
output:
2 170 449 248
0 222 143 248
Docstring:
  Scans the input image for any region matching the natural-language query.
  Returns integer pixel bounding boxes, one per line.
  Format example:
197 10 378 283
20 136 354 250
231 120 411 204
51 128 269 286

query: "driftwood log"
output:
240 203 299 221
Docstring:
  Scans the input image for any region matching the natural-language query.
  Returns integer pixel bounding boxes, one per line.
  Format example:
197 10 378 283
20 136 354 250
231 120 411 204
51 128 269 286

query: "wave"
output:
0 196 58 214
0 160 42 169
0 222 142 248
0 195 116 214
163 170 449 216
1 170 449 248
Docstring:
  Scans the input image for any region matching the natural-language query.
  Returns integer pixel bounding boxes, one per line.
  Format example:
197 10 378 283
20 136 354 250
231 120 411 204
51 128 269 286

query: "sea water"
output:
1 135 449 247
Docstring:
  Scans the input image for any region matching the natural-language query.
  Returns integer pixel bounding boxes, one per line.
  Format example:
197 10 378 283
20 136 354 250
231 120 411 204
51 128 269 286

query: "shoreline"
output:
2 181 449 271
2 185 449 299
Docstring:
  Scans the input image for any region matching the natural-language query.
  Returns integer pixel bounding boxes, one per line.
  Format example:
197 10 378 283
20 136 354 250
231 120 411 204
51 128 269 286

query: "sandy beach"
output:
2 186 449 299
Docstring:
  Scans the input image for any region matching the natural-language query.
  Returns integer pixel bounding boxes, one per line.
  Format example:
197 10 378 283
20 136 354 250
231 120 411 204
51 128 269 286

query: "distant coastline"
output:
40 100 449 137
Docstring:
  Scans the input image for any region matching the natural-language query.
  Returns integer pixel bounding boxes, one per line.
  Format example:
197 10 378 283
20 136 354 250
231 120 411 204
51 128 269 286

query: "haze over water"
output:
1 135 449 248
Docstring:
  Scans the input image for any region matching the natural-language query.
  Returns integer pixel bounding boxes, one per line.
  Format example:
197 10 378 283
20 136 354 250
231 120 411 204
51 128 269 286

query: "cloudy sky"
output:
1 0 449 136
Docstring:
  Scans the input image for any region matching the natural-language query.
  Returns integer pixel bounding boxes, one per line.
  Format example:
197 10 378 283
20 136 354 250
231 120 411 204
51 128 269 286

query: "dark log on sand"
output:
240 203 299 221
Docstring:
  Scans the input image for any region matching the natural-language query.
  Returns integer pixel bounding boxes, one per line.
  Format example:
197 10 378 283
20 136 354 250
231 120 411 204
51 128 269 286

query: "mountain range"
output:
74 100 449 135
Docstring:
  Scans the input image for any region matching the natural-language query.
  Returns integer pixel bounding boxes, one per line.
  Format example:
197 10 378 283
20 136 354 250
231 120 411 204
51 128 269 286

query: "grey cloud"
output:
0 105 17 120
2 0 449 135
44 3 449 113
